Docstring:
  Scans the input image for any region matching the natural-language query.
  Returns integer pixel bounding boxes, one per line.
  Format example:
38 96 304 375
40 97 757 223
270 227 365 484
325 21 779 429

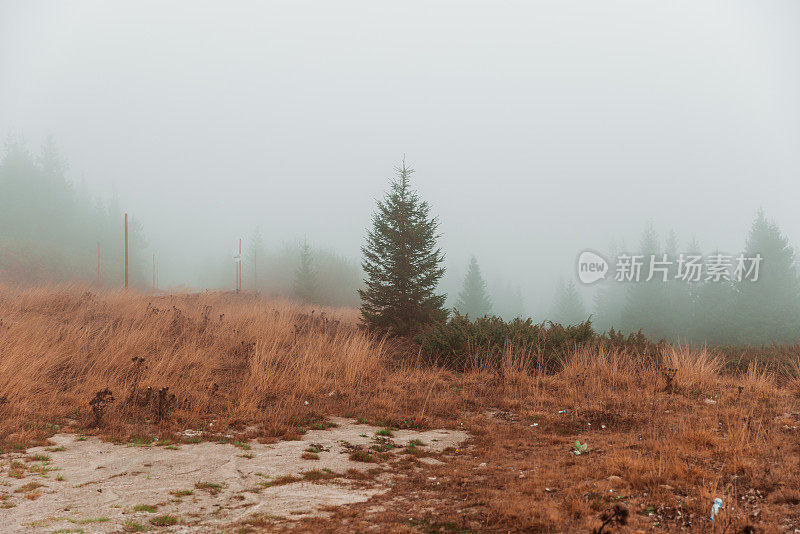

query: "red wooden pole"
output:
124 213 129 292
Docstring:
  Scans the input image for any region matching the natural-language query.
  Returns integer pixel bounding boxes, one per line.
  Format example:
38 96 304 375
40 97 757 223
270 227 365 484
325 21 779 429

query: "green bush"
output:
416 313 660 372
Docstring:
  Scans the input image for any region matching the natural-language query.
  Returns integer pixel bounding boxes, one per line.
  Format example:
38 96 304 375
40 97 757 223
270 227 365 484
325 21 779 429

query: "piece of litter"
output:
558 410 566 414
530 423 538 427
304 401 309 405
710 497 723 521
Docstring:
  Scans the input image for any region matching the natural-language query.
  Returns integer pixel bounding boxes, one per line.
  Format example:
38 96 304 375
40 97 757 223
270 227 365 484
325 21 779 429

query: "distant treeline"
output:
4 139 799 347
0 137 148 286
0 138 363 304
198 232 363 307
549 213 800 346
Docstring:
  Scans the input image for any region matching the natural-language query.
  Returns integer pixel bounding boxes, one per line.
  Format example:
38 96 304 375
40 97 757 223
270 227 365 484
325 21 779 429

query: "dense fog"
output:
2 1 799 344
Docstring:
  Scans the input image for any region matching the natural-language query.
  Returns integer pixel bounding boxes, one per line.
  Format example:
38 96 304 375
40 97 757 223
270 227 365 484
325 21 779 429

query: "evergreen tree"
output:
661 229 692 341
593 241 626 332
0 137 147 285
454 256 492 318
293 238 318 303
551 279 587 326
359 161 447 335
684 236 703 321
690 248 738 345
621 222 667 338
734 210 800 344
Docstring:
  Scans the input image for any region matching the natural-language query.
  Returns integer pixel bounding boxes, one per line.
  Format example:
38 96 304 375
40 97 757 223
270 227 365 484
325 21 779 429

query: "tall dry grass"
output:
0 285 478 445
1 285 799 531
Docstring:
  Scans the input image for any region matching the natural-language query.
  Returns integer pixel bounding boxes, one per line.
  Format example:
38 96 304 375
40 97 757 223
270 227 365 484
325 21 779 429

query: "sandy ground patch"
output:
0 418 467 533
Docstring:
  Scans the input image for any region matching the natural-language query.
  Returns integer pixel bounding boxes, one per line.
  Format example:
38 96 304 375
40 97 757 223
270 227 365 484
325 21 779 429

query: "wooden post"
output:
124 213 129 292
97 242 101 292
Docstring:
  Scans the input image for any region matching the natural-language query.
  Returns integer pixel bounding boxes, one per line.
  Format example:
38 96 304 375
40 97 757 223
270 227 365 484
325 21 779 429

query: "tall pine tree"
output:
621 222 665 337
359 161 447 335
734 210 800 344
455 256 492 318
593 240 625 332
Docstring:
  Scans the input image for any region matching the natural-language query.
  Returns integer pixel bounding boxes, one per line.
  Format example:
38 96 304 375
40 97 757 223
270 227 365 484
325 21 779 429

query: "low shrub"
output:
416 313 661 372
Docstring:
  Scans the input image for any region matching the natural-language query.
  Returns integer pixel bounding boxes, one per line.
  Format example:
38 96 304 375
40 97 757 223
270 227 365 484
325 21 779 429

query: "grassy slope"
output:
0 286 798 532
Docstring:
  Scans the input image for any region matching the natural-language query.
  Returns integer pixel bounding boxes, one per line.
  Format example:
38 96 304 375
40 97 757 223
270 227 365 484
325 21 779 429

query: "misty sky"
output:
2 1 799 316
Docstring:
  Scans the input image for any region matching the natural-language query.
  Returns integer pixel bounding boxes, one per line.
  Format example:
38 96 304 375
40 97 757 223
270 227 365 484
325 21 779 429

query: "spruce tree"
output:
734 209 800 344
293 238 318 303
662 229 692 341
359 161 447 335
593 241 625 332
690 249 737 345
455 256 492 318
0 137 148 285
621 222 666 337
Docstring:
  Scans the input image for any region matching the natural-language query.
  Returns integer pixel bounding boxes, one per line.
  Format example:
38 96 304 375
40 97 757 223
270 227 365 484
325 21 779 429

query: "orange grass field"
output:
1 286 799 532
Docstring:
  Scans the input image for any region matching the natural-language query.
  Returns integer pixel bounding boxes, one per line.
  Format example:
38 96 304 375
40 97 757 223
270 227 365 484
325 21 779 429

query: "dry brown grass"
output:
1 285 799 532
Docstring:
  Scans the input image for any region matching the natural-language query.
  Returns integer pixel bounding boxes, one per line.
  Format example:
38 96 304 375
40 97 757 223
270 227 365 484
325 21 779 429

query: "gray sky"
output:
2 1 799 315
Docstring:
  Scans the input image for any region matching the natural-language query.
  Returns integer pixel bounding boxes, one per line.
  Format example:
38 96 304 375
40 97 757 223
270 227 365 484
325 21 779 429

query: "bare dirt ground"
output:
0 418 468 533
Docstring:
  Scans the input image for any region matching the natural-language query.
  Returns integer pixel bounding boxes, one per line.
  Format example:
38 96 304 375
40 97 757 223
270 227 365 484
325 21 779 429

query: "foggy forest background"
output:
2 137 799 347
